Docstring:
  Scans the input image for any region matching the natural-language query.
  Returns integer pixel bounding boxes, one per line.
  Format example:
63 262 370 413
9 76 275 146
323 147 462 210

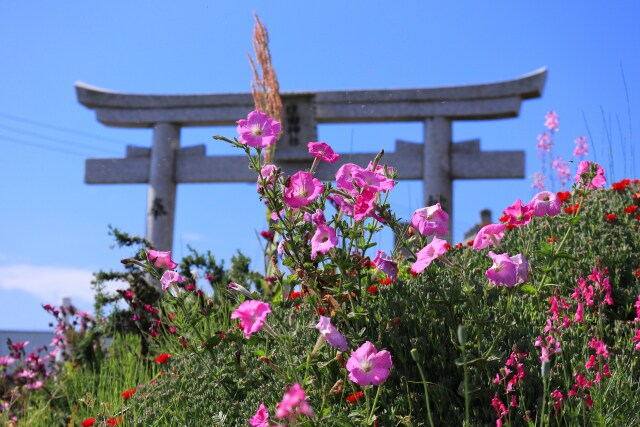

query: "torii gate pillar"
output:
147 123 180 251
424 117 453 228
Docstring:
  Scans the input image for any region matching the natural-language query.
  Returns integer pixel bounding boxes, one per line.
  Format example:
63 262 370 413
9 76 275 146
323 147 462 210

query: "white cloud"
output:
0 264 121 304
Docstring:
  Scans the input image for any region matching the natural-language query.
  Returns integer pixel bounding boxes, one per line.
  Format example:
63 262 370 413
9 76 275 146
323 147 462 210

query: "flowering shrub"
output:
12 110 640 426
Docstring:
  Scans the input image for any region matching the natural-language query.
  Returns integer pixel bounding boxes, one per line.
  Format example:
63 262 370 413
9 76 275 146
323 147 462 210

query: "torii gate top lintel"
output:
75 68 546 128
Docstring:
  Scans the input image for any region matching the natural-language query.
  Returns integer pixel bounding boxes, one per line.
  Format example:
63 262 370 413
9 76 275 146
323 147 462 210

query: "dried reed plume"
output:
248 12 283 164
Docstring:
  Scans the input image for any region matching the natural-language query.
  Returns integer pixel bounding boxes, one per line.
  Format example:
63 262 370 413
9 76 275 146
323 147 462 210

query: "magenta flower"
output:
230 300 271 339
544 111 559 132
410 203 449 237
574 161 606 189
411 236 448 274
502 199 533 226
372 250 398 280
352 169 395 193
147 250 178 270
527 191 562 217
311 223 338 260
486 251 529 287
160 270 185 291
353 189 378 222
308 141 340 163
283 171 324 208
552 157 571 187
236 110 281 148
249 403 270 427
473 223 506 250
311 209 326 226
346 341 392 386
316 316 348 351
276 383 314 420
330 194 355 217
335 163 364 196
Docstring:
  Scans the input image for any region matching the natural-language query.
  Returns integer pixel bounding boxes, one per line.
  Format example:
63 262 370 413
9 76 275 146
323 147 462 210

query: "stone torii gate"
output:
76 68 546 250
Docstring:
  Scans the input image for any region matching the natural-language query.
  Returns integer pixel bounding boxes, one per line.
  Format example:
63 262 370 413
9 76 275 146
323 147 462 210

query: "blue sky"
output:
0 1 638 330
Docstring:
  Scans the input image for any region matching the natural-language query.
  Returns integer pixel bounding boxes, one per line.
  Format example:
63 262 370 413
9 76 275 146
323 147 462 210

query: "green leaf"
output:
519 284 536 295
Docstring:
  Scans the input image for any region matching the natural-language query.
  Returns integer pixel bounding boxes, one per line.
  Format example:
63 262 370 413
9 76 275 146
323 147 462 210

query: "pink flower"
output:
633 330 640 351
311 224 338 259
410 203 449 237
160 271 185 291
275 383 314 420
372 250 398 280
353 189 380 222
316 316 348 351
352 169 395 193
574 161 606 189
257 164 278 192
230 300 271 339
0 355 15 367
552 157 571 187
25 380 44 390
249 403 270 427
573 136 589 157
536 132 552 154
147 250 178 270
283 171 324 208
308 141 340 163
527 191 562 217
486 251 529 287
346 341 392 386
472 223 506 250
544 111 559 132
531 172 547 190
311 209 326 226
236 110 281 148
502 199 533 226
411 236 448 274
335 163 364 196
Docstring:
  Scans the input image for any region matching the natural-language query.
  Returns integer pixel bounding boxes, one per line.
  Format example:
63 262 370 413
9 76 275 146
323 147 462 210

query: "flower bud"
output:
457 325 468 346
541 361 551 379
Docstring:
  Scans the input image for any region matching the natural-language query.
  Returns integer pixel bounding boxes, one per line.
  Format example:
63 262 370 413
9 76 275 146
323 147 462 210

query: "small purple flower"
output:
316 316 348 351
372 250 398 280
486 251 530 287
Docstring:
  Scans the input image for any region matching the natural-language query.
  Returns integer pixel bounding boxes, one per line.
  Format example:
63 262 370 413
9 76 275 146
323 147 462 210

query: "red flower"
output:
107 416 123 426
547 237 557 244
155 353 171 364
377 277 392 286
467 240 474 247
121 388 136 400
612 178 631 191
316 306 326 315
499 214 510 223
445 243 452 251
287 291 302 300
634 192 640 201
564 203 580 214
556 191 571 202
505 224 517 230
346 391 364 403
367 285 379 295
624 205 638 214
81 418 96 427
605 213 616 222
260 230 274 241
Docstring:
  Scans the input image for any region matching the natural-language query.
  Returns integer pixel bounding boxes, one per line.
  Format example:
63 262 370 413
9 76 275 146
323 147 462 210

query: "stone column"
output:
146 122 180 251
423 116 453 240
